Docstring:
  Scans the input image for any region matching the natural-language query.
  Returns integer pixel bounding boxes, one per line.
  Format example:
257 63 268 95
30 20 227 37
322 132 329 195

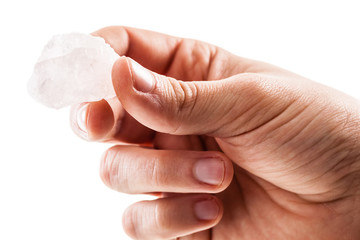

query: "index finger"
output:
92 26 219 81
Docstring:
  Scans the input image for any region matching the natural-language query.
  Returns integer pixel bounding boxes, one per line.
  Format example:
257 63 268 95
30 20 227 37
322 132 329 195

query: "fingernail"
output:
129 59 155 93
70 103 89 140
193 158 224 185
77 103 88 133
194 199 219 221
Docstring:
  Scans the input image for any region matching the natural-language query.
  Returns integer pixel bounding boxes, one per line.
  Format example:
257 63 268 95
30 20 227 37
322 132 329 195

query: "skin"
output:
70 26 360 240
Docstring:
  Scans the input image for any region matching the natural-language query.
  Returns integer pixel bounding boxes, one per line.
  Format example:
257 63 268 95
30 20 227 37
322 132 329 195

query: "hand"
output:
71 26 360 240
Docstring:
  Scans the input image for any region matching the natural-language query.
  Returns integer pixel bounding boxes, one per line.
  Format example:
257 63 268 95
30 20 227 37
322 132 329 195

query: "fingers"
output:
92 26 180 75
70 99 114 141
70 98 154 143
112 57 298 138
122 194 222 240
71 27 264 141
153 133 204 151
99 146 233 194
92 26 240 81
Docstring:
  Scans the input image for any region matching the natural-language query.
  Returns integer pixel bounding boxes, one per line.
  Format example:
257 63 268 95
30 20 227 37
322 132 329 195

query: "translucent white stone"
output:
28 33 119 109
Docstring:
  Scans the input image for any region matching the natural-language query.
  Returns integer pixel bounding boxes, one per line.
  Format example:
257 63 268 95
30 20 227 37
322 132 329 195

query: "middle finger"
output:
100 145 234 194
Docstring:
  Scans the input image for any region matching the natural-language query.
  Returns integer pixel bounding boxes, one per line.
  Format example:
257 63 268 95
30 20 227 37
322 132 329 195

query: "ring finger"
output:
123 194 222 240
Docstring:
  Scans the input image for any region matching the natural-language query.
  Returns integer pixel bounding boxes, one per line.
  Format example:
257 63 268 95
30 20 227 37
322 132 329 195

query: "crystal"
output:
28 33 119 109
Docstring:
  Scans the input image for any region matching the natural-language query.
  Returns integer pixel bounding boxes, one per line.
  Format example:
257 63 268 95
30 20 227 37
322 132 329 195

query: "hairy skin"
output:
71 26 360 239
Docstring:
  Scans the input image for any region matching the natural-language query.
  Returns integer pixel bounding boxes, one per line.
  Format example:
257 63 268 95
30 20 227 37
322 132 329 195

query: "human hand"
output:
71 26 360 239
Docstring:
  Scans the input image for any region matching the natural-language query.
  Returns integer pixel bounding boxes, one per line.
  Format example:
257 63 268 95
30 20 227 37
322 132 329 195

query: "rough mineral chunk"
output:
28 33 119 109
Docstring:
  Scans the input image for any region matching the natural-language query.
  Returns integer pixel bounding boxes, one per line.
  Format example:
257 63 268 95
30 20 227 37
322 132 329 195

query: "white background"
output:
0 0 359 239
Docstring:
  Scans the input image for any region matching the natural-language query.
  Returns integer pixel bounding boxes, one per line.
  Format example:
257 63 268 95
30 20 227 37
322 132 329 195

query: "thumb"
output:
112 57 293 138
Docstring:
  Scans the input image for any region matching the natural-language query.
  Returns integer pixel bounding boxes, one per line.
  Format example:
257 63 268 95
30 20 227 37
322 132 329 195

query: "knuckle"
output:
238 73 268 98
122 207 139 239
99 147 129 192
164 80 200 134
177 39 215 80
175 81 199 116
99 149 113 188
123 202 171 240
153 202 171 235
147 157 167 189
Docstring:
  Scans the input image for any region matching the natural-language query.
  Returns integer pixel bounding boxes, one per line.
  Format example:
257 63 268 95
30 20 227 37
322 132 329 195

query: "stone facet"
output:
28 33 119 109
